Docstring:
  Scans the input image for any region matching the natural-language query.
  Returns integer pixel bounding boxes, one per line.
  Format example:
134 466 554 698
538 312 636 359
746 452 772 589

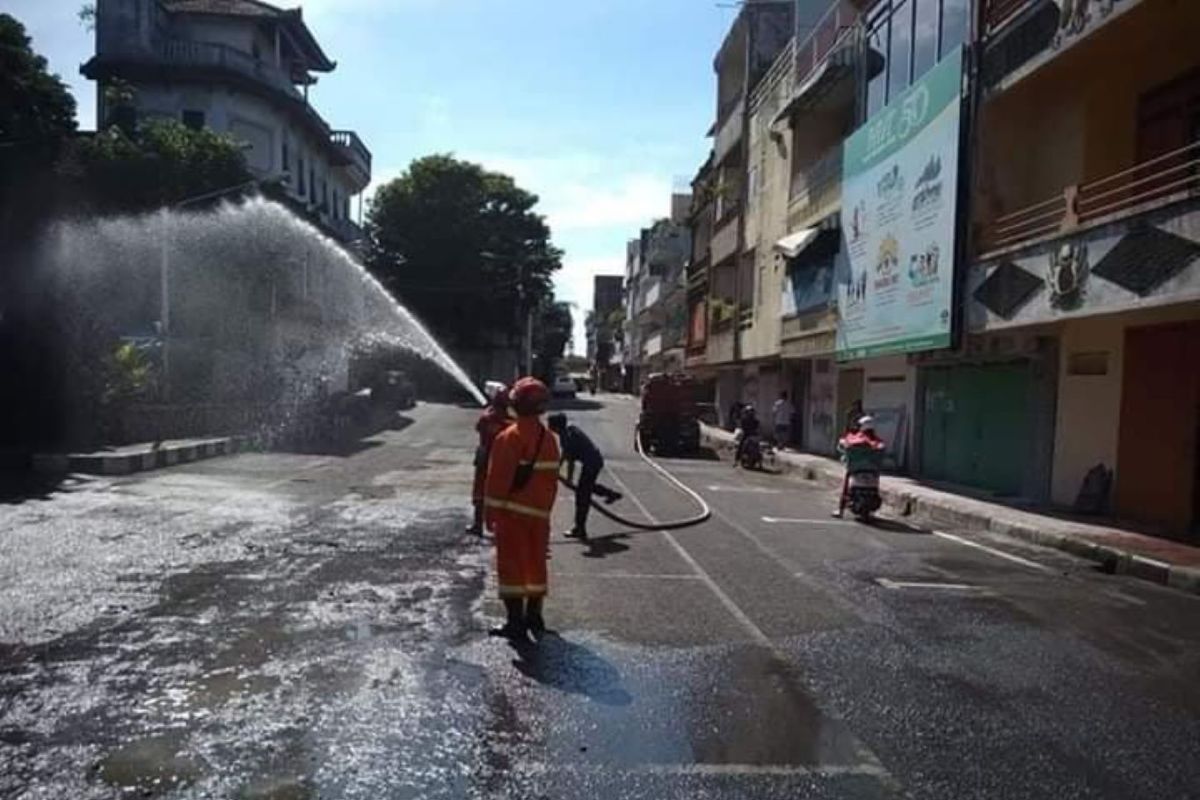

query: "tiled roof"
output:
163 0 289 18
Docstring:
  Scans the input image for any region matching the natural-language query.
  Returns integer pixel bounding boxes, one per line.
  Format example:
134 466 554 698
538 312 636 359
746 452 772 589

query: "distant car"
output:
551 374 577 399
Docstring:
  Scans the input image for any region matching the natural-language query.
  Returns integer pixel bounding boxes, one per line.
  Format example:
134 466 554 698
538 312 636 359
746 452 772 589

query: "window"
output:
940 0 969 59
297 156 306 195
862 0 969 120
309 166 316 204
866 13 888 119
331 190 339 219
181 109 205 130
887 0 913 101
913 0 939 80
281 141 290 175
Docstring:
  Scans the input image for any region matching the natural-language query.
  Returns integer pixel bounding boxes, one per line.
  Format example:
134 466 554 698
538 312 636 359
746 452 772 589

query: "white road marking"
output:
706 485 781 494
520 761 892 779
875 578 983 591
932 530 1053 572
555 572 702 581
607 470 771 647
762 516 848 524
607 462 893 784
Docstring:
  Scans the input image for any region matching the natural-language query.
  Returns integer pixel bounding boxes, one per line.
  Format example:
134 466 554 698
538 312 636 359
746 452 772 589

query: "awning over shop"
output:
774 227 820 259
775 227 840 262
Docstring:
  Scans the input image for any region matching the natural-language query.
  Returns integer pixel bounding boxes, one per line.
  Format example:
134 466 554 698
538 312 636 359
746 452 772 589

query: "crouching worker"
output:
484 377 560 640
547 413 622 542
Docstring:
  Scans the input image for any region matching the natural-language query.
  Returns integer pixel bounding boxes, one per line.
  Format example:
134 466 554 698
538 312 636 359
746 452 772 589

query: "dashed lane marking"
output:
762 516 849 524
932 530 1053 572
705 485 782 494
875 578 986 592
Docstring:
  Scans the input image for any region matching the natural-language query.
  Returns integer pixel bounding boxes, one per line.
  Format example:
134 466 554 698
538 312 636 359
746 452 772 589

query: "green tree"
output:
0 13 77 153
532 301 573 380
365 154 562 351
65 118 252 213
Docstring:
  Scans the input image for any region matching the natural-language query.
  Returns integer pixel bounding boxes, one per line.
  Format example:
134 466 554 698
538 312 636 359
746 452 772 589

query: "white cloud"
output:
469 151 674 233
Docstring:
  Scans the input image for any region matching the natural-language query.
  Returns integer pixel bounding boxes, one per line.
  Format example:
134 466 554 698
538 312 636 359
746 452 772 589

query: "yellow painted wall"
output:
977 0 1200 224
1051 302 1200 507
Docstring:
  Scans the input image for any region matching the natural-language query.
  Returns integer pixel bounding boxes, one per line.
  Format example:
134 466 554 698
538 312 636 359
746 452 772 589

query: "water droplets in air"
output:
37 196 485 442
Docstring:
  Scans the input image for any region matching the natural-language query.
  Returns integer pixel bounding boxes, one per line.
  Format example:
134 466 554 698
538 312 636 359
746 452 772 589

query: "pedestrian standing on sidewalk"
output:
772 391 795 448
466 385 512 536
483 377 560 640
547 413 622 541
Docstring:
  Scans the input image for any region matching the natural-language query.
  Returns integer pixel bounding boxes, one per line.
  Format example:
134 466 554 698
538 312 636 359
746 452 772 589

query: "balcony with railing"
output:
714 98 746 165
983 0 1041 35
794 0 861 89
330 130 372 190
160 39 302 100
789 142 844 223
980 139 1200 255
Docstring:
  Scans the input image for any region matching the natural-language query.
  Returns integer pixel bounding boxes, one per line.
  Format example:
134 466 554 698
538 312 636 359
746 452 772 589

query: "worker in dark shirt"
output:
548 413 622 541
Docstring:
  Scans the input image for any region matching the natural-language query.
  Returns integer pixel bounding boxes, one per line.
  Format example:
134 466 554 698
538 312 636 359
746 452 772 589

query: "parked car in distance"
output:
551 374 577 399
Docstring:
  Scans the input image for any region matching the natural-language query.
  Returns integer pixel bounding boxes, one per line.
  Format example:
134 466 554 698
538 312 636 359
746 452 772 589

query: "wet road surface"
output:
1 397 1198 798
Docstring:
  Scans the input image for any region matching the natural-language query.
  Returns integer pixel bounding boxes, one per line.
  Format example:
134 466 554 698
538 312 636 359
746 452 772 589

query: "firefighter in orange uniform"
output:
467 386 512 536
483 377 560 640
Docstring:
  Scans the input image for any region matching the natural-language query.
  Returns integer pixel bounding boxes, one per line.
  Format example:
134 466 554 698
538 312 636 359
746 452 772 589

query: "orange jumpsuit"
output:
484 417 560 599
472 407 512 506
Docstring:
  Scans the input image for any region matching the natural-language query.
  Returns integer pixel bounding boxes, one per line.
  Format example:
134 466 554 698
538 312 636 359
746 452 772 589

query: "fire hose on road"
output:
556 425 711 532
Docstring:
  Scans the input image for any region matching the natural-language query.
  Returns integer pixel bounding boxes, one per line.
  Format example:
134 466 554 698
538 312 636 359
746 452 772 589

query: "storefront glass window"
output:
913 0 939 80
888 0 913 101
940 0 969 59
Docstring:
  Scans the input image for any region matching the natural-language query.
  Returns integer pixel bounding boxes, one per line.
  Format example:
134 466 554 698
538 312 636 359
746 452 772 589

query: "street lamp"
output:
158 179 260 402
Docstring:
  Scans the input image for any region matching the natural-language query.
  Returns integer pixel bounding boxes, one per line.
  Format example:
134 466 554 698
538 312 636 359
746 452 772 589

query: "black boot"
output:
525 597 546 640
565 526 588 541
489 598 527 640
465 503 483 536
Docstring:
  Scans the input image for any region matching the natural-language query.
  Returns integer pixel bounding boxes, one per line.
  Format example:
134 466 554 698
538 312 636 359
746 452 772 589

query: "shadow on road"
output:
658 447 721 462
548 397 604 412
864 517 929 535
511 633 632 706
277 412 414 457
0 469 79 505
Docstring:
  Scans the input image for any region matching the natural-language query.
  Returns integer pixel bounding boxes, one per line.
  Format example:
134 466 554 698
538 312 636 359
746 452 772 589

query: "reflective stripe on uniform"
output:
498 582 548 598
483 496 551 520
533 461 560 470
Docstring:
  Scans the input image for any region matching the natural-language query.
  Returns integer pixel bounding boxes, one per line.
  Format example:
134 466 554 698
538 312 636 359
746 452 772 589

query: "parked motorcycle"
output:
847 469 882 520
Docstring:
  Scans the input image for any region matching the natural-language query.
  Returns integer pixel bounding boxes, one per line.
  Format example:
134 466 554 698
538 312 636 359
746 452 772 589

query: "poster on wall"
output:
837 48 963 361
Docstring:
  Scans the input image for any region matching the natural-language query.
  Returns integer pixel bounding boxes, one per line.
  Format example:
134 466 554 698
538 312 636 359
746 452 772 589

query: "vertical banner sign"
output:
837 48 963 360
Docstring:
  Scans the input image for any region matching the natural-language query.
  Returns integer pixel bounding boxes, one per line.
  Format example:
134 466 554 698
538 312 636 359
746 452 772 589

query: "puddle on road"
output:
96 732 203 793
461 632 877 780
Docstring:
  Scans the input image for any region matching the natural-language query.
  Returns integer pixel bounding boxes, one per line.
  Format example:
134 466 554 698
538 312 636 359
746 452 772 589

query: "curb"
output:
699 425 1200 597
32 436 248 477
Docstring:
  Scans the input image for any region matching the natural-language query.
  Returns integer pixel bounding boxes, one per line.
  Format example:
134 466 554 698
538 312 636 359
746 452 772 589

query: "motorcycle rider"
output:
833 415 885 518
733 404 761 468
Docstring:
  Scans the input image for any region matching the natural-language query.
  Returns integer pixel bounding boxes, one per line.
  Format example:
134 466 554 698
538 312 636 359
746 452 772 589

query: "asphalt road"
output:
1 396 1198 799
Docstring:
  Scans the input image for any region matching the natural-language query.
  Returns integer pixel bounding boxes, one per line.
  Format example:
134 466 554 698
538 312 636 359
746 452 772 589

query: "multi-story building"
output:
681 0 1198 540
622 195 693 390
82 0 371 246
959 0 1200 534
588 274 624 390
686 0 795 424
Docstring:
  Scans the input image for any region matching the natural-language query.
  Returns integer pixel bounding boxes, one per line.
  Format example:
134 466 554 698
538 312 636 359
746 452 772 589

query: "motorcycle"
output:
846 469 882 520
735 431 764 470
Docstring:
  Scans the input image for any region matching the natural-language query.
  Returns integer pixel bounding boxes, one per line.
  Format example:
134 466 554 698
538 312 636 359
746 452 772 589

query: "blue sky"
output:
10 0 738 351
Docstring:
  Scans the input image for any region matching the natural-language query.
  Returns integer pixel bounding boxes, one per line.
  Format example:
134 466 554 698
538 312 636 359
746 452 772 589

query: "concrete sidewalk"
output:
32 436 249 476
701 425 1200 596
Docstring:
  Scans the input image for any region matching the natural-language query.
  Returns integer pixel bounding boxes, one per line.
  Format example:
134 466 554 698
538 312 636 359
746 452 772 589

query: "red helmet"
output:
510 377 549 416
